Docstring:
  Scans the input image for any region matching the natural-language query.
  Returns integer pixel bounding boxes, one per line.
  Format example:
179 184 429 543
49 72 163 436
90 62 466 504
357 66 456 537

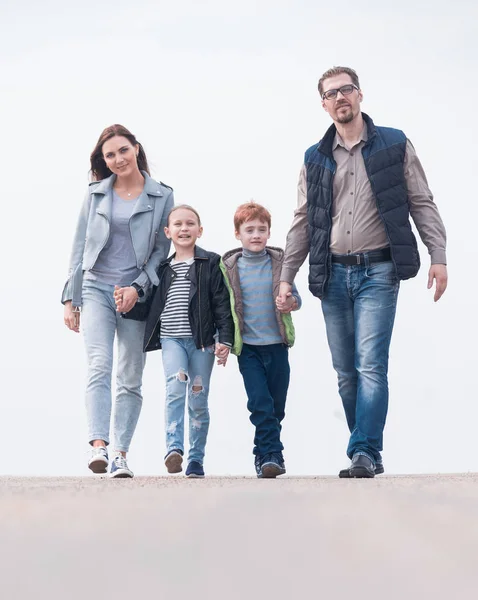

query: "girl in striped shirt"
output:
143 205 234 477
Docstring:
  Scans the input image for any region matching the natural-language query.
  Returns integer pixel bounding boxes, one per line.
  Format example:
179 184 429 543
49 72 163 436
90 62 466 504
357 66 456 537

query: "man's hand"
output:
277 281 293 309
64 300 80 333
215 343 230 367
114 285 139 313
428 264 448 302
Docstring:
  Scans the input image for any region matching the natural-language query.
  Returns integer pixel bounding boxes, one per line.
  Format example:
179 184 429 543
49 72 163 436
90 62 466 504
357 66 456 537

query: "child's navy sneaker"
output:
109 454 134 478
259 452 286 479
185 461 205 478
164 449 183 474
88 446 108 474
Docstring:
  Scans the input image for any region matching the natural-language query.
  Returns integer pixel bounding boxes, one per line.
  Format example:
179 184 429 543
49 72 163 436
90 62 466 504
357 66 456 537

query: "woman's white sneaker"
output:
109 454 134 478
88 447 109 474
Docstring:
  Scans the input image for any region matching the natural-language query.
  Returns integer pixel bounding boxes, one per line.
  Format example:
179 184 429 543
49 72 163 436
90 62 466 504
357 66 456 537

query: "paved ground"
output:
1 474 478 599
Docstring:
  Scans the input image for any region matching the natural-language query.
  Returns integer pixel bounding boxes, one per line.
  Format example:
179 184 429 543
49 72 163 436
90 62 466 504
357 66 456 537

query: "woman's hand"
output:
215 343 230 367
64 301 80 333
114 285 139 313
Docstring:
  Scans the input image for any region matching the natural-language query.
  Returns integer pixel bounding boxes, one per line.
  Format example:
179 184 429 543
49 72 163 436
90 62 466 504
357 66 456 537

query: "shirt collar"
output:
333 122 368 151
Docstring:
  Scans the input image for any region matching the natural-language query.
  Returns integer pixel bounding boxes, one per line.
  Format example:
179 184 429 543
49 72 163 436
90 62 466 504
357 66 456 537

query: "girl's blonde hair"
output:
167 204 201 226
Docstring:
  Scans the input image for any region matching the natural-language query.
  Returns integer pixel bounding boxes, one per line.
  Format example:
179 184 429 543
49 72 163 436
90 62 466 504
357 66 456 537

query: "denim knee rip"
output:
191 375 204 396
167 421 178 434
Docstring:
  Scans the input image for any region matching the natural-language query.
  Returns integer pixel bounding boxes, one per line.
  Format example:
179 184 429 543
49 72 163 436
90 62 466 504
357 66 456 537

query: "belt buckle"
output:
356 255 361 265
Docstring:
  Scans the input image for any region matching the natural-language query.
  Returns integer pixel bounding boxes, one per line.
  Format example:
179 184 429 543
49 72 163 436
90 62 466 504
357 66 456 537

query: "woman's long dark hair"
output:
89 124 150 181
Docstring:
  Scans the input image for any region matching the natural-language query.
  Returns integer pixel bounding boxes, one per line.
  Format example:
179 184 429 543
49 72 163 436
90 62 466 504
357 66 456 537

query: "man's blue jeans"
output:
321 260 400 463
238 343 290 457
161 338 215 464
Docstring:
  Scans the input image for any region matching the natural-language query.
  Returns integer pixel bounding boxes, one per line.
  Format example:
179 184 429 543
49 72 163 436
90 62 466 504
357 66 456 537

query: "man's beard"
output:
336 106 354 124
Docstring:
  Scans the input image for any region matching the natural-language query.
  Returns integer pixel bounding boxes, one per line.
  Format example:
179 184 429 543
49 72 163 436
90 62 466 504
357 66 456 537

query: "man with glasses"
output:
277 66 447 478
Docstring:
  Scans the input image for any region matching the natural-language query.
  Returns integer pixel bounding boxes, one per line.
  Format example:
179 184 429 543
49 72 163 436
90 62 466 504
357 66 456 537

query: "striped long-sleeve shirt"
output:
238 249 299 346
160 258 194 338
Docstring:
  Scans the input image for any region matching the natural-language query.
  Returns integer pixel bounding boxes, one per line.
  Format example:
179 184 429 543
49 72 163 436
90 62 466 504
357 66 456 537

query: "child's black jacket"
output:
139 245 234 352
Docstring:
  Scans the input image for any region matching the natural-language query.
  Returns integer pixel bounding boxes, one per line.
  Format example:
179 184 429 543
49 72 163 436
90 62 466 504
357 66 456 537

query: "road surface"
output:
1 474 477 599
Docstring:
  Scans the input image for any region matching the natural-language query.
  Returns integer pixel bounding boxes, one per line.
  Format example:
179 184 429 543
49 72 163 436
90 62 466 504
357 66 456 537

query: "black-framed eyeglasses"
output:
322 84 359 101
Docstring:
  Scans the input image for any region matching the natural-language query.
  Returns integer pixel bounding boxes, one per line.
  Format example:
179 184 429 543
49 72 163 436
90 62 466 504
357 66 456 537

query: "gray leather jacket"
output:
61 172 174 307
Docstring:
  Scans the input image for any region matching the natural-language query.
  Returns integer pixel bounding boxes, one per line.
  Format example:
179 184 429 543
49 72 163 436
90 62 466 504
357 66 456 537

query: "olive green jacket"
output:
220 246 299 356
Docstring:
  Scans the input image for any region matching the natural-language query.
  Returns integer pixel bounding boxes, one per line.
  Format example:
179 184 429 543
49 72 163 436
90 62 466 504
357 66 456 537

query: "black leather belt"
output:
331 247 391 266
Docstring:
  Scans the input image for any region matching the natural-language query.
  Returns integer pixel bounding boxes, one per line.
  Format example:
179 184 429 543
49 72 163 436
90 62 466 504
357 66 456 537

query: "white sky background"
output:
1 0 477 476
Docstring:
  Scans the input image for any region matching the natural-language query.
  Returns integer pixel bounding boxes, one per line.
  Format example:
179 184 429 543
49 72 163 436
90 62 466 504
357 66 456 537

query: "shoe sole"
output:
88 457 108 474
165 452 183 474
186 473 205 478
339 465 384 478
109 469 134 478
349 466 375 479
261 463 286 479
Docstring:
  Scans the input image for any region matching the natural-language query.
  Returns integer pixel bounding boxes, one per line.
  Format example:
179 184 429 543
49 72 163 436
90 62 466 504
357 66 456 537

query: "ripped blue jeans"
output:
161 337 215 464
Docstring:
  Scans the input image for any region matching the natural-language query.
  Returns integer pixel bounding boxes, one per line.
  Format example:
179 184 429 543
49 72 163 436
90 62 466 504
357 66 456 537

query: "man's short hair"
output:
318 66 360 97
234 201 272 231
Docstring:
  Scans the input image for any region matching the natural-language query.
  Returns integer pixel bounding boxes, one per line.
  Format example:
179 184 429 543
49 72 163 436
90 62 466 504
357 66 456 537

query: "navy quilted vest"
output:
305 113 420 299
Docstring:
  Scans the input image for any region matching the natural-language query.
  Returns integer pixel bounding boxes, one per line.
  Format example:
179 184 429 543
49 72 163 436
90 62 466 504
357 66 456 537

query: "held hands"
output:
64 301 80 333
428 264 448 302
114 285 139 313
215 343 230 367
275 281 296 313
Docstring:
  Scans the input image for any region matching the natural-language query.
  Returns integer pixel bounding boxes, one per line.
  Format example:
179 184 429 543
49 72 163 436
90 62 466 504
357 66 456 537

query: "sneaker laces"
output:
90 446 107 457
261 452 282 466
112 454 128 469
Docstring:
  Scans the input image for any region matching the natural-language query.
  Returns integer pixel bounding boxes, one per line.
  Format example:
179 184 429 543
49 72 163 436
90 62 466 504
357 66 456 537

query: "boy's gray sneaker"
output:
258 452 286 479
88 447 108 474
254 455 262 477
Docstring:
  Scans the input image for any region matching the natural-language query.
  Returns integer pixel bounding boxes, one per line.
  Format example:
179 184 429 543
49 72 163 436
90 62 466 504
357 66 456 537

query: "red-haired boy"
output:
220 203 301 477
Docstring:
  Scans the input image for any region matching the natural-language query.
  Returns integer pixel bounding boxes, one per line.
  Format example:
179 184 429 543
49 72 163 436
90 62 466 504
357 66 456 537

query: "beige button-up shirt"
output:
281 124 447 284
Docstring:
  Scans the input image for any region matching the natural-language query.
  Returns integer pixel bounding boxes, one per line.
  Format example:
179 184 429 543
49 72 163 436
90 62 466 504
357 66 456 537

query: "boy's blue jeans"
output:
321 260 400 464
238 343 290 457
161 337 215 464
81 280 146 452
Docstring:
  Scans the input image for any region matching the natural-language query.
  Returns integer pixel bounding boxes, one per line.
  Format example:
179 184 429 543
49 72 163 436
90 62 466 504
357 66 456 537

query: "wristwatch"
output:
131 283 145 298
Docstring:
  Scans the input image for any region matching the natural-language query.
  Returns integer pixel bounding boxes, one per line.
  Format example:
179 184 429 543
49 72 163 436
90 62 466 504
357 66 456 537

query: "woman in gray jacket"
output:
62 124 174 478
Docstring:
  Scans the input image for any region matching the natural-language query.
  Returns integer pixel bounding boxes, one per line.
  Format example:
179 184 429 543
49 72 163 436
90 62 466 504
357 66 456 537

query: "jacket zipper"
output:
91 212 111 267
197 262 204 349
321 162 336 295
144 266 171 349
362 148 398 275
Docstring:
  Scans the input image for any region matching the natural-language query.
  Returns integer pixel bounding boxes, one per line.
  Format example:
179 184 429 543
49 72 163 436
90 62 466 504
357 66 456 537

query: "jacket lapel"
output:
95 189 113 220
92 175 114 220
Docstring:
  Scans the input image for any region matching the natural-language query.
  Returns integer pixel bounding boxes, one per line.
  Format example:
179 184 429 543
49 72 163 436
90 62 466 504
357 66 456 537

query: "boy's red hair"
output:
234 202 271 231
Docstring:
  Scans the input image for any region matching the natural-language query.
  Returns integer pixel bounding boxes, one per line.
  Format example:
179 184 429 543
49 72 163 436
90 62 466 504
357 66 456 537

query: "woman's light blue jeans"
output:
82 280 146 452
161 337 215 464
321 260 400 464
